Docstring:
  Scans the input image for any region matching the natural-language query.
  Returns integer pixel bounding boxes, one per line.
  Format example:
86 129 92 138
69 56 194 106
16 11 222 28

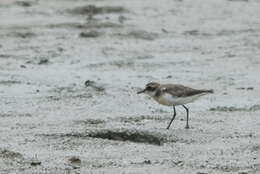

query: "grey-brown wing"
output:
162 84 209 97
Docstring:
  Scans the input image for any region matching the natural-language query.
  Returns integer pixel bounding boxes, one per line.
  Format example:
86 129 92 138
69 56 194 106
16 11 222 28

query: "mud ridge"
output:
0 80 21 85
182 30 211 37
0 149 23 160
47 22 122 29
68 5 127 15
79 31 102 38
116 30 159 40
0 148 25 165
8 31 36 39
210 105 260 112
39 130 165 146
88 129 166 145
115 115 169 123
47 85 94 101
75 119 106 125
0 113 32 118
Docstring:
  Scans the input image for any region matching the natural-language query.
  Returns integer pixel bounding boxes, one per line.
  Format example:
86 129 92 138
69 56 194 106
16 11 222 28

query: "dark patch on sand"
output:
75 119 105 125
67 156 81 169
50 86 84 95
84 60 185 71
251 144 260 152
182 30 211 37
0 54 14 59
236 87 254 90
0 149 23 159
87 129 165 145
30 160 41 166
14 1 32 7
48 22 122 29
41 130 168 146
116 30 159 40
0 148 25 165
68 5 127 15
84 80 105 92
68 156 81 164
85 60 134 70
8 31 36 39
210 105 260 112
224 132 254 139
131 159 152 165
47 85 93 101
46 93 92 101
216 29 254 36
38 58 49 65
40 133 89 139
118 15 127 24
0 80 21 85
227 0 248 2
210 164 243 172
0 113 32 118
115 115 169 123
79 31 102 38
87 22 122 28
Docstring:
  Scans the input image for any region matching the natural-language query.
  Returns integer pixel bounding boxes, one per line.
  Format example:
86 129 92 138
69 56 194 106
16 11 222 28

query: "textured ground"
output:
0 0 260 173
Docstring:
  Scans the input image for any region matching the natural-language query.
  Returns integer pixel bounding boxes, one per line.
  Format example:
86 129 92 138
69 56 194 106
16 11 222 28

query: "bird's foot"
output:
185 125 190 129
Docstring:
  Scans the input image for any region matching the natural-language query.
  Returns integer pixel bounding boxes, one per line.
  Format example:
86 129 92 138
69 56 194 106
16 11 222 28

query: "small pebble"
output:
38 59 49 65
16 1 32 7
144 160 151 164
30 161 41 166
68 156 81 164
162 28 168 33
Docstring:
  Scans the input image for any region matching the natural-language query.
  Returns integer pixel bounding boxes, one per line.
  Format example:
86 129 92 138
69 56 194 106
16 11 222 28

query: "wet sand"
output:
0 0 260 173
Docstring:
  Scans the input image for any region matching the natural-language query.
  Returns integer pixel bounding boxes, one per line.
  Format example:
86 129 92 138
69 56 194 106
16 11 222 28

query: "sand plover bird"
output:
137 82 213 129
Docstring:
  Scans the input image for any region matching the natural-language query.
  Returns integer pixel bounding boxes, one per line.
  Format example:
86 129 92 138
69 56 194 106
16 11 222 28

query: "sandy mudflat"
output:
0 0 260 173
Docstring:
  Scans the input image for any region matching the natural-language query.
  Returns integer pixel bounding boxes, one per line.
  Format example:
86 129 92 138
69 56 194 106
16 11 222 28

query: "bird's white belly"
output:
155 93 203 106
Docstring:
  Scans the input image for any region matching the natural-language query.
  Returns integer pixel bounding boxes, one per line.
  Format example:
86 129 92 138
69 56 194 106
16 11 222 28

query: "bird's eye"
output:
146 86 153 91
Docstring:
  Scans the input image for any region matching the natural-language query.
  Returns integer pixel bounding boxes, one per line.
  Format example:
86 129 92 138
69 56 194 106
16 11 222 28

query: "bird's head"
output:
137 82 160 97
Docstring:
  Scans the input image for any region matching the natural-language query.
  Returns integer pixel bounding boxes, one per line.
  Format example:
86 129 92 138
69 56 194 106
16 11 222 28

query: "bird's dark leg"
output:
182 105 189 129
166 106 176 129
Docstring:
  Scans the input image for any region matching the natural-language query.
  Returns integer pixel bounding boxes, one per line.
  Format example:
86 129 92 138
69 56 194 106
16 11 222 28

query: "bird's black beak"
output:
137 89 145 94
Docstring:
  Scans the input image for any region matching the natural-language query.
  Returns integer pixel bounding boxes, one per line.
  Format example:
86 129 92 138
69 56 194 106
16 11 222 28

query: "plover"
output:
137 82 213 129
